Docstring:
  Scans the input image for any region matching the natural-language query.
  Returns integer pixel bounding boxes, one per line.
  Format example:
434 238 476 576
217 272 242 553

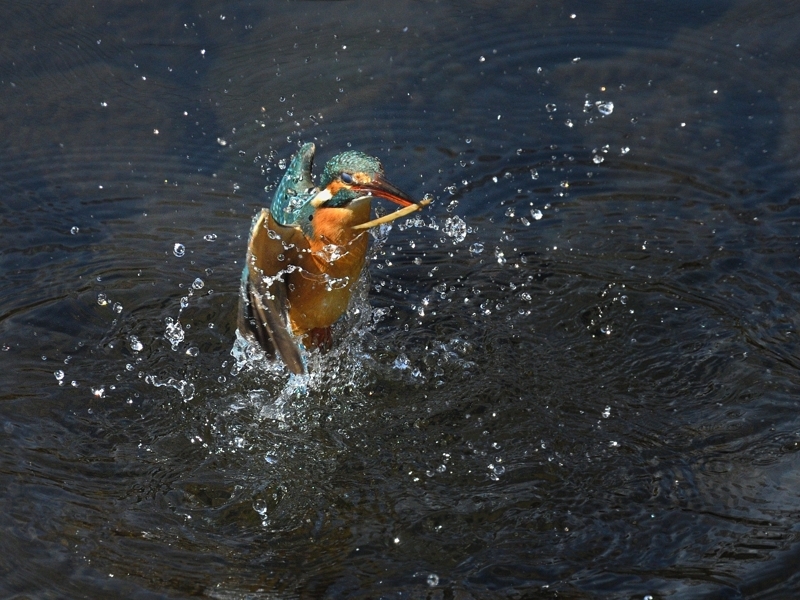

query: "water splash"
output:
164 317 185 350
145 374 195 401
443 216 467 243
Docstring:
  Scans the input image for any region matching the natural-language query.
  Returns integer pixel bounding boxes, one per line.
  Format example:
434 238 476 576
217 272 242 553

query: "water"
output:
3 0 800 597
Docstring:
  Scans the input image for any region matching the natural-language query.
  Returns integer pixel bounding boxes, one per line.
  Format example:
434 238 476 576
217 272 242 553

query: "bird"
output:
237 142 430 374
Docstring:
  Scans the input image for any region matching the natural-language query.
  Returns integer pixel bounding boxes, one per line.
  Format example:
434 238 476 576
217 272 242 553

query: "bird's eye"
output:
340 172 353 184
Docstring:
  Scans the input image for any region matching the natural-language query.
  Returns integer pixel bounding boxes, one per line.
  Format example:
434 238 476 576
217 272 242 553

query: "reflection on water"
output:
3 0 800 597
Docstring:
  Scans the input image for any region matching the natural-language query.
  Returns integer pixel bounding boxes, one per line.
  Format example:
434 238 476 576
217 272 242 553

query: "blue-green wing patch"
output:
271 143 317 226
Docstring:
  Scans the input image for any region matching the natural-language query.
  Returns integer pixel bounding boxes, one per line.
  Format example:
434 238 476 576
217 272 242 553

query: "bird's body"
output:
238 143 429 373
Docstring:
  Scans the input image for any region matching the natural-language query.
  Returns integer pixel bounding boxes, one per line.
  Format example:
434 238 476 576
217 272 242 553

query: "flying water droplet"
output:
597 101 614 115
70 226 80 235
128 335 144 352
469 242 484 255
165 317 185 350
443 216 467 243
495 248 506 265
394 353 411 370
531 209 543 220
97 293 108 306
173 243 186 257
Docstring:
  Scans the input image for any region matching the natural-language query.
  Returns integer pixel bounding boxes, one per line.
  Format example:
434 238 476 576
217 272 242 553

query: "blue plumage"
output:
270 142 317 229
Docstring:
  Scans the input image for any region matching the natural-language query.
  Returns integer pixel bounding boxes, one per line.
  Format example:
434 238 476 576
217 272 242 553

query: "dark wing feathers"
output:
237 209 307 374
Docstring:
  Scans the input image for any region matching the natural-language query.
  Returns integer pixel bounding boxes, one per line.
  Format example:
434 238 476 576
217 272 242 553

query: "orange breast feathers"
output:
286 200 373 334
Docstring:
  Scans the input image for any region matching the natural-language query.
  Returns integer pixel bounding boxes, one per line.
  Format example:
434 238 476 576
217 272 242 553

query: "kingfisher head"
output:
310 151 414 209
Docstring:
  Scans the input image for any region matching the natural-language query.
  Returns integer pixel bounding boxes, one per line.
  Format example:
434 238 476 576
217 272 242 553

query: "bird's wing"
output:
270 143 317 226
238 209 306 374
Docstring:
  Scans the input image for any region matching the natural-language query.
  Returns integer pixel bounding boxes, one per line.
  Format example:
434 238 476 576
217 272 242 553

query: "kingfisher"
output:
238 143 430 374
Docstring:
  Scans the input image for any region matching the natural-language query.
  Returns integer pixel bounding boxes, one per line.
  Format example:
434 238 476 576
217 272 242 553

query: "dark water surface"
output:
3 1 800 598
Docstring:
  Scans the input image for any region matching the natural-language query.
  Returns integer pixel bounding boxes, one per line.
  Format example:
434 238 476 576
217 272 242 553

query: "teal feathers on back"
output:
270 143 317 227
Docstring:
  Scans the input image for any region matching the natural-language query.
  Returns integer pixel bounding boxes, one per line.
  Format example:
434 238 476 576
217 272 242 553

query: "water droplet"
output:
443 216 467 243
531 209 543 221
92 386 105 398
427 574 439 587
216 137 227 146
545 103 557 113
203 233 217 242
602 406 611 418
530 169 539 180
192 278 204 290
165 317 185 350
394 353 411 370
593 155 605 164
54 370 65 382
128 335 144 352
97 293 108 306
112 302 123 314
185 347 199 357
469 242 484 255
597 101 614 116
173 243 185 257
70 226 80 235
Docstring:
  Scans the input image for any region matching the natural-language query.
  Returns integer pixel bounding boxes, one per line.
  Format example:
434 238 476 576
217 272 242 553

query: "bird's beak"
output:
310 173 430 231
354 174 415 207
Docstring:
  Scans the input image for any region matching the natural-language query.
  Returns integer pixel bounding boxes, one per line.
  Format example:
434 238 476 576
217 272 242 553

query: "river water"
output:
2 1 800 597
